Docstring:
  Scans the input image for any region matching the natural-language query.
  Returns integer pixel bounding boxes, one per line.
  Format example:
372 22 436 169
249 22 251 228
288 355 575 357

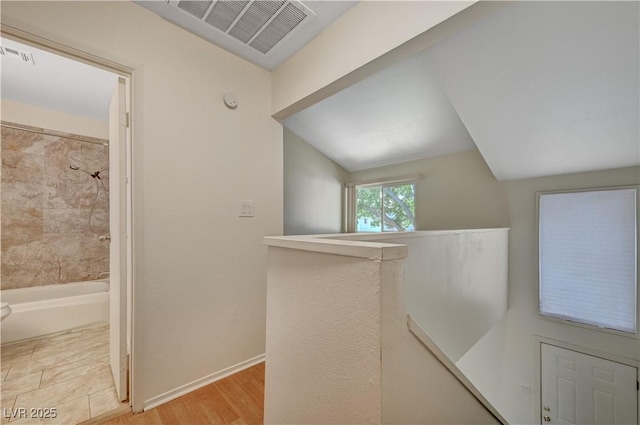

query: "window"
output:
538 188 638 334
355 182 415 232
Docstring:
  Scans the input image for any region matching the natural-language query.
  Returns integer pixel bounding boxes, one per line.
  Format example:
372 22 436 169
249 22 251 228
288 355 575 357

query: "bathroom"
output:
1 38 129 423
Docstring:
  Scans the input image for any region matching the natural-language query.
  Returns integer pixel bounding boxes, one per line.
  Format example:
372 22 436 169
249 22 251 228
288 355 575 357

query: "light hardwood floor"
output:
102 363 265 425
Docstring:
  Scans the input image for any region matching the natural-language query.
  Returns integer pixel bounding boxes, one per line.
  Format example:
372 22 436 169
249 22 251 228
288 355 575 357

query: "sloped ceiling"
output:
284 52 477 172
430 1 639 181
285 1 639 180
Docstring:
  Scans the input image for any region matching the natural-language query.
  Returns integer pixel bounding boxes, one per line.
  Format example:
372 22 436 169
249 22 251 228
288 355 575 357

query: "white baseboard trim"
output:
143 354 265 411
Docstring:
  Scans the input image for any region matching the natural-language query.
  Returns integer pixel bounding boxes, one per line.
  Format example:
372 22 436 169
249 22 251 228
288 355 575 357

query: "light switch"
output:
238 201 254 217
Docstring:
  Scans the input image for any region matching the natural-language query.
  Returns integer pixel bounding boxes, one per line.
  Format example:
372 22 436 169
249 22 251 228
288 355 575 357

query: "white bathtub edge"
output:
143 354 265 411
1 281 109 344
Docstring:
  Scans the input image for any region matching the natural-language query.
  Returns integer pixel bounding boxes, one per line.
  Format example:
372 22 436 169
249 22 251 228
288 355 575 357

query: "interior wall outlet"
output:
238 201 254 217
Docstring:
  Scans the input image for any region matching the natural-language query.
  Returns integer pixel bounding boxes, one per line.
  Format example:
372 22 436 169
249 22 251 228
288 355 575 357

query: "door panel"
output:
593 389 615 424
541 343 637 425
557 377 576 423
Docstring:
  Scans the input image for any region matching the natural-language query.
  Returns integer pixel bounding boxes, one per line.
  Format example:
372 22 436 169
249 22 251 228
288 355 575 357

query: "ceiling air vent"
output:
172 0 316 55
177 0 213 19
0 46 36 65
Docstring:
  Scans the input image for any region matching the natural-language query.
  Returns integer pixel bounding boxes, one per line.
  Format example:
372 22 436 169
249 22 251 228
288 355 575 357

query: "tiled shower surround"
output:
1 123 110 290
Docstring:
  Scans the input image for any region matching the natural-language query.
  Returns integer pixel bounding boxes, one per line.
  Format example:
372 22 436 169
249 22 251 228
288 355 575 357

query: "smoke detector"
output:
0 45 35 65
169 0 316 55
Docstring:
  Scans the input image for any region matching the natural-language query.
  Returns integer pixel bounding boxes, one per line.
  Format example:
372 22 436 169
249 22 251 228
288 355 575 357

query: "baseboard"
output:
143 354 265 411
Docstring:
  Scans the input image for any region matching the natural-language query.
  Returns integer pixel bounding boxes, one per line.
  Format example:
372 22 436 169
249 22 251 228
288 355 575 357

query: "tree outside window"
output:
356 183 415 232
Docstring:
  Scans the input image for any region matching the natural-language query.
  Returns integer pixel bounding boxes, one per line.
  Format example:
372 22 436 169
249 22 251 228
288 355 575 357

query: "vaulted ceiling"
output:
2 1 637 182
285 1 639 181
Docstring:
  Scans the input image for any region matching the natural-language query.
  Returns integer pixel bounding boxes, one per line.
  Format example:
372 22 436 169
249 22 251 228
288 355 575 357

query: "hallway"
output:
104 363 264 425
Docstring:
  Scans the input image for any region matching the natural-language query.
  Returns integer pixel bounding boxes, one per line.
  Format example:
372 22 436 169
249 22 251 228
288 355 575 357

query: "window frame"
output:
346 177 417 233
536 185 640 338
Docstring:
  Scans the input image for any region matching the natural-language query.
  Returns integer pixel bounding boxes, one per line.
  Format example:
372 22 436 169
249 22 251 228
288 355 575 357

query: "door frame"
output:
1 25 145 413
534 335 640 424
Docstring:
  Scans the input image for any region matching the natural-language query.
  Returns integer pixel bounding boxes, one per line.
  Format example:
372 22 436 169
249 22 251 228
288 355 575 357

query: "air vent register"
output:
171 0 315 55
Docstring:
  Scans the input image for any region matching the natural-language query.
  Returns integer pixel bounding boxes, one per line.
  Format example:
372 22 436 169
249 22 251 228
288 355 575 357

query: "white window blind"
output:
539 188 637 333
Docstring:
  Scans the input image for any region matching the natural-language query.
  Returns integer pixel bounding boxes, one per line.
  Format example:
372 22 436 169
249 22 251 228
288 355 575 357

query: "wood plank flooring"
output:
102 363 264 425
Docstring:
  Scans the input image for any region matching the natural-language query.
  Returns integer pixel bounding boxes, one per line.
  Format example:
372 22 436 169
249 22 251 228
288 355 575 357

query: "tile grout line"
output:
2 325 115 424
4 364 12 382
39 365 111 393
87 394 93 419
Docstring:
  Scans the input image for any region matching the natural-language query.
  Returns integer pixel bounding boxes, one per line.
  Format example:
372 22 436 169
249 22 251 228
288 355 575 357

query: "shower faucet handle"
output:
99 234 111 242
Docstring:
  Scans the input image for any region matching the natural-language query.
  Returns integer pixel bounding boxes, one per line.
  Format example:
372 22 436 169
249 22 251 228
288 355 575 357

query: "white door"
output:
109 77 128 402
541 343 637 425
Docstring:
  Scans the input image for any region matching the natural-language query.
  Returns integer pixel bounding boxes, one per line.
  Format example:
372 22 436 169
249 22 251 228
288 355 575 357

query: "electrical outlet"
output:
238 201 254 217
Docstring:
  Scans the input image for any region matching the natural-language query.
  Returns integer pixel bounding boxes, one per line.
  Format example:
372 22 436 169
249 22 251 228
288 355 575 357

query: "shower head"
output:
69 165 103 180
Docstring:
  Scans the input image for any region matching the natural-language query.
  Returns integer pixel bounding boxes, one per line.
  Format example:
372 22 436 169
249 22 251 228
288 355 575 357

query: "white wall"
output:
283 128 347 235
345 157 640 424
1 99 108 139
264 233 501 424
349 149 510 231
271 1 478 118
1 0 282 408
458 166 640 424
265 246 383 424
379 255 499 425
366 230 509 363
503 165 640 424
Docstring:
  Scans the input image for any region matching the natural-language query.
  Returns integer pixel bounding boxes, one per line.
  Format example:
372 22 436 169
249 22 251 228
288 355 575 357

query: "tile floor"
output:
0 325 128 424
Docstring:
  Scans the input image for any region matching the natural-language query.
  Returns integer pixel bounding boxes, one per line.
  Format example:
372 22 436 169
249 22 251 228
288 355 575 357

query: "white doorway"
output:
0 33 134 420
541 343 638 424
109 76 130 402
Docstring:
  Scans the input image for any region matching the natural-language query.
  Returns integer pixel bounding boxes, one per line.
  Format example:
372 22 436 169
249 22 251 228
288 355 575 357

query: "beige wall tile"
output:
0 182 43 209
1 126 109 288
0 262 44 290
0 129 45 155
78 259 109 281
79 235 108 259
43 209 82 234
1 207 43 241
1 240 46 264
40 234 81 262
79 210 108 235
42 260 80 285
1 151 44 183
43 139 82 184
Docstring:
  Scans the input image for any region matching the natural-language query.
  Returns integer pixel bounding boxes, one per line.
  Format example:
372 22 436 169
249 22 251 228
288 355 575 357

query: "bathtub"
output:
0 280 109 344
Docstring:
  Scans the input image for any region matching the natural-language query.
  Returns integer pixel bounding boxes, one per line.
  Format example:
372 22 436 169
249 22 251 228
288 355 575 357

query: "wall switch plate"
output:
238 201 254 217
